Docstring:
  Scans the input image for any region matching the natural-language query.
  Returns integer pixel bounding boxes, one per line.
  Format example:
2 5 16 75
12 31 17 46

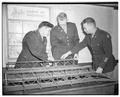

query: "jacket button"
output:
93 51 95 54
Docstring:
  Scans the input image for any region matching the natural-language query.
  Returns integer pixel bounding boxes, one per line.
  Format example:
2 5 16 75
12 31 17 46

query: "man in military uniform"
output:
50 12 79 60
15 21 54 68
61 17 116 74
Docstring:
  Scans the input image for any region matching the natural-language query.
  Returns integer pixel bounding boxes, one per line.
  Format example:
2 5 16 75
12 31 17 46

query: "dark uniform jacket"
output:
71 28 116 73
50 22 79 60
15 30 48 68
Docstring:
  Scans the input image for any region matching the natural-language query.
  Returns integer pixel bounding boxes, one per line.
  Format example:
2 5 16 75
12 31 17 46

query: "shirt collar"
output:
92 27 99 38
36 29 49 40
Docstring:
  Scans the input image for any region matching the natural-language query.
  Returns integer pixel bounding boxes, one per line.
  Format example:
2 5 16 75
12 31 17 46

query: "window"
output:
7 5 49 61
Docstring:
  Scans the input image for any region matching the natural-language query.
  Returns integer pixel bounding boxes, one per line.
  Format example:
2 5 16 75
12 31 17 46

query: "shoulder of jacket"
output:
98 28 111 39
67 22 76 26
52 25 59 30
24 31 35 39
51 25 61 33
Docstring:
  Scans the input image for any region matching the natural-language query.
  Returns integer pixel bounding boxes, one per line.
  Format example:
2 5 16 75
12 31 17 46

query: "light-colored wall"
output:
112 10 118 59
2 4 8 67
48 4 115 63
2 4 118 67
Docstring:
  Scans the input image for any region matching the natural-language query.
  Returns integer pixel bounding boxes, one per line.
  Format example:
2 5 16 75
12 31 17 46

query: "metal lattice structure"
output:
3 59 116 94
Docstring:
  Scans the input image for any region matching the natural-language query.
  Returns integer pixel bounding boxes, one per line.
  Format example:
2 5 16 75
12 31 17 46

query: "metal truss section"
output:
3 59 116 94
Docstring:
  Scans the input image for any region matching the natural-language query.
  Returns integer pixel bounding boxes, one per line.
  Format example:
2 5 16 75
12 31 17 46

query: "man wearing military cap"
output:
15 21 54 68
50 12 79 60
61 17 116 75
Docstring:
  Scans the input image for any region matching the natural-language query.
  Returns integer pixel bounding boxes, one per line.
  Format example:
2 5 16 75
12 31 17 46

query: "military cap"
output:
38 21 54 29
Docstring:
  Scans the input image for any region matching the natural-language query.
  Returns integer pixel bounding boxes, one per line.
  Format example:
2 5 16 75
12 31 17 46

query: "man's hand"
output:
48 56 54 61
74 54 78 60
46 56 54 67
96 67 103 74
61 51 72 59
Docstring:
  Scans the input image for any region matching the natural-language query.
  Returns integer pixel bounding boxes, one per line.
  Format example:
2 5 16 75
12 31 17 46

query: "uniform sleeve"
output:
99 34 113 68
26 33 47 61
71 35 89 54
73 24 79 46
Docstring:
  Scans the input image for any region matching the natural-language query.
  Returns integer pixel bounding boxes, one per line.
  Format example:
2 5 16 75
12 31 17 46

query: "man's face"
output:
83 23 94 34
39 26 51 37
58 18 67 25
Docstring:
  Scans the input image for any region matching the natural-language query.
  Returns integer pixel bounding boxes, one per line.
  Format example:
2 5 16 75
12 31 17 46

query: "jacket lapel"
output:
36 30 44 45
67 22 71 37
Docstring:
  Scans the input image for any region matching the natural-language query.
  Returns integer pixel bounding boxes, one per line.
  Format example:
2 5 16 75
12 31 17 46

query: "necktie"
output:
43 37 47 46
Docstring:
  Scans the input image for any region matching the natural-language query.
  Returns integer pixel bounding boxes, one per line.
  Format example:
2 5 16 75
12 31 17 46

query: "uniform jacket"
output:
71 28 116 73
50 22 79 60
15 30 48 68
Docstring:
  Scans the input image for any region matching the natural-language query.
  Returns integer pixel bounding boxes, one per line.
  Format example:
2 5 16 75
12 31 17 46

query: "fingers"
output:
61 55 66 59
74 54 78 60
61 54 68 59
96 67 103 74
48 56 55 61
